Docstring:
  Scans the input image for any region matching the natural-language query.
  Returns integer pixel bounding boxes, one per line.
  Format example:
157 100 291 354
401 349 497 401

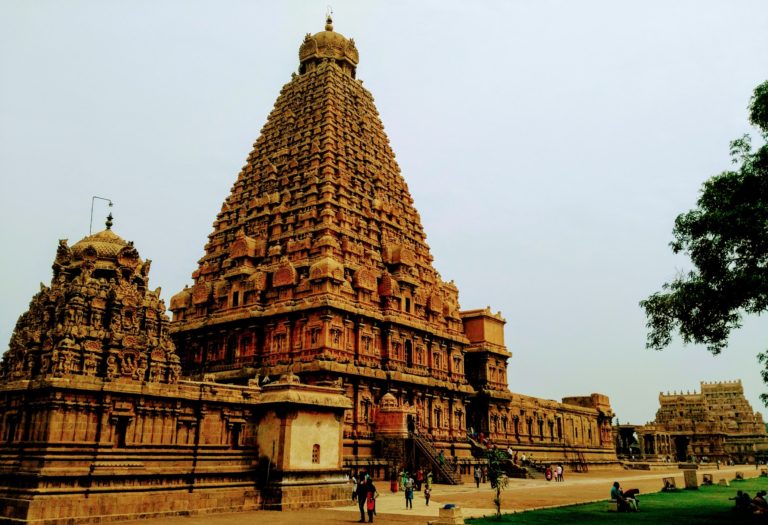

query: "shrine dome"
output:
69 215 142 268
72 229 129 259
298 16 359 74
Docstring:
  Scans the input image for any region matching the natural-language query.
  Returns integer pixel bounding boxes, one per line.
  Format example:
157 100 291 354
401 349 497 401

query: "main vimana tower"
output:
170 16 616 473
0 16 617 525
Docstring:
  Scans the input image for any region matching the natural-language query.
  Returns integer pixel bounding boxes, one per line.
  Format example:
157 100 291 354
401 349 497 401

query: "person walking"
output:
404 473 414 509
416 467 424 490
389 470 398 493
424 486 431 506
365 478 378 523
556 463 564 482
474 466 481 488
356 472 369 522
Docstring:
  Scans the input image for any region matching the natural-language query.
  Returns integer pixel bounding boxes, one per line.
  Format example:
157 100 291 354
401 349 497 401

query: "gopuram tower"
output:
170 17 617 472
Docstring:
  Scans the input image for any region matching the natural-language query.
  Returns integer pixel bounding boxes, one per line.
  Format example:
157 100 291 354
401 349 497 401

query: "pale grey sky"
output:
1 0 767 424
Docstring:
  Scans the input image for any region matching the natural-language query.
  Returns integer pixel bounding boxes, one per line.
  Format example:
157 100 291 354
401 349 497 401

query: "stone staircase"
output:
409 431 462 485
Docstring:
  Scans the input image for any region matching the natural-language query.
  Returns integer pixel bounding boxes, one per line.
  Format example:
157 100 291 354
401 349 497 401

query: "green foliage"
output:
641 81 768 400
750 80 768 134
467 476 768 524
485 448 510 518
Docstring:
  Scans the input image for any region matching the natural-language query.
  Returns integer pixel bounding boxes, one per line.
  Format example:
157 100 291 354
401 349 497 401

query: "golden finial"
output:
325 5 333 31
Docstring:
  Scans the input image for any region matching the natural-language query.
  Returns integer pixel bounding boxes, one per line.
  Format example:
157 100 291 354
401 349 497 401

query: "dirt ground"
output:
115 464 757 525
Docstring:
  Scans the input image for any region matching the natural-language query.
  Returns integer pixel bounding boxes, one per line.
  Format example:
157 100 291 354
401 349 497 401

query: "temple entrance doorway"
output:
674 436 690 462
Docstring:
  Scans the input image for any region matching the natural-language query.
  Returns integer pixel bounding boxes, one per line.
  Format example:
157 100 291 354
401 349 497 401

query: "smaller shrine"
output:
0 217 352 525
1 214 180 383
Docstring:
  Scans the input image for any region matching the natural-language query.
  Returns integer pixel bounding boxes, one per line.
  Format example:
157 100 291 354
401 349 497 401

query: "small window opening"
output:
5 416 17 443
231 423 242 448
312 444 320 464
115 416 130 448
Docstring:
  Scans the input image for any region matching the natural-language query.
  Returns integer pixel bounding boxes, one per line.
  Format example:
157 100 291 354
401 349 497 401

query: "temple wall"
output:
0 375 351 524
288 412 341 469
0 379 263 524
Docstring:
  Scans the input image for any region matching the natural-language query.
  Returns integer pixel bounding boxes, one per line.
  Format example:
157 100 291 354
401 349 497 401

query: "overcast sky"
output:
2 0 767 425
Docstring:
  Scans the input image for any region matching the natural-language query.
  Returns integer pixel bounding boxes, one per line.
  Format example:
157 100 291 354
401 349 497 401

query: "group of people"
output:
353 467 437 521
731 489 768 515
544 463 565 482
351 471 378 523
389 467 433 509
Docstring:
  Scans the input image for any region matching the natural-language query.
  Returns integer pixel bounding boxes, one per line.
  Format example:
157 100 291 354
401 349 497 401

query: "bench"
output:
662 477 677 491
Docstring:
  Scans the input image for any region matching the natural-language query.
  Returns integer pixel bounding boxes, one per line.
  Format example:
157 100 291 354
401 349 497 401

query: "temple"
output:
0 16 617 525
169 16 616 476
0 217 351 523
615 380 768 463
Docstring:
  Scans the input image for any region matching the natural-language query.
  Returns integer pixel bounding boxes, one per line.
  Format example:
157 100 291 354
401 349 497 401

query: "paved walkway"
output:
115 464 759 525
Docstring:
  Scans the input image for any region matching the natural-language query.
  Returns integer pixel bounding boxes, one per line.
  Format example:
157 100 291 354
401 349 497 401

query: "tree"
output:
485 448 509 518
641 80 768 400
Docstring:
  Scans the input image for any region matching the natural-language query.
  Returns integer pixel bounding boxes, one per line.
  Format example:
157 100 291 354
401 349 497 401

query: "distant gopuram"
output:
617 380 768 463
169 17 617 474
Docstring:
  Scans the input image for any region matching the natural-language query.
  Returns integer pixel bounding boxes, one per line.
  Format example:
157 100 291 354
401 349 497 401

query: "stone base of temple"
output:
261 475 350 510
0 487 263 525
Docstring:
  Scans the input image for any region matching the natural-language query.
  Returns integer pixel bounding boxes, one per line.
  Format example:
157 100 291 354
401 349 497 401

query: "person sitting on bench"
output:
611 482 638 512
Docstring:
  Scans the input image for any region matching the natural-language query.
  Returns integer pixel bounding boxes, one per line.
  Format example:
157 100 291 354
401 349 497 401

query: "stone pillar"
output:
320 313 332 349
433 506 465 525
683 469 699 489
355 320 363 360
285 319 293 354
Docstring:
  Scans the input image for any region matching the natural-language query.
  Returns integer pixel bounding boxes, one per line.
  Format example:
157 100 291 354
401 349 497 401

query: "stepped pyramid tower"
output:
170 17 616 467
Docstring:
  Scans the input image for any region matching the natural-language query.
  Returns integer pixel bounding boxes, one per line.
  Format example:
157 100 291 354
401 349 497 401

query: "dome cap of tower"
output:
71 229 129 259
70 214 141 267
299 16 359 69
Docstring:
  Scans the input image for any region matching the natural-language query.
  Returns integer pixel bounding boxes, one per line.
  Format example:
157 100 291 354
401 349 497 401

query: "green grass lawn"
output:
467 477 768 525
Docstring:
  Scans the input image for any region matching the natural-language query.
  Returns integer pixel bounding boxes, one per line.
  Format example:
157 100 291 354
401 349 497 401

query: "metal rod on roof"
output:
90 196 114 234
